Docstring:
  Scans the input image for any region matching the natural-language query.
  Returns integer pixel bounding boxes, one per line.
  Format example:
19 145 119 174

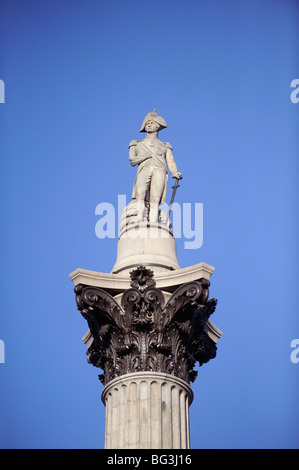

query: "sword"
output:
166 177 180 222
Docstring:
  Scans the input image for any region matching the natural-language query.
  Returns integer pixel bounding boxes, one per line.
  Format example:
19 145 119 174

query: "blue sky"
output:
0 0 298 449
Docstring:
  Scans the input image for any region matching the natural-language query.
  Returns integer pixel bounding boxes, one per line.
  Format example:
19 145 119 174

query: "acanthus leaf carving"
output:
74 267 218 385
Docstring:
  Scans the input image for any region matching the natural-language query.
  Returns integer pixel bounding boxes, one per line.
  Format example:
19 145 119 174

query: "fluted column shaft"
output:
101 372 193 449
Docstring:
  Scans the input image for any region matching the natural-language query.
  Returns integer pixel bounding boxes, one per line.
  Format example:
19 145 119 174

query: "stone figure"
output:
129 109 182 223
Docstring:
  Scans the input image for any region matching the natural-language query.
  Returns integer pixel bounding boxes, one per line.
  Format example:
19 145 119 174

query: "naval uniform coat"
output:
129 137 177 204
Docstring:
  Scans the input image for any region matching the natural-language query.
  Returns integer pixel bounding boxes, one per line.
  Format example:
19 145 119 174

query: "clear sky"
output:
0 0 298 449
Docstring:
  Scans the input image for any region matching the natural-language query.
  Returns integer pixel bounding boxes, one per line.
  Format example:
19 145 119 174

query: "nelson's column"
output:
69 109 222 449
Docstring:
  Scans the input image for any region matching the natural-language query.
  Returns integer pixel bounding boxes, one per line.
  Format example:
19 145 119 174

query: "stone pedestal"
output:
112 222 180 274
102 372 193 449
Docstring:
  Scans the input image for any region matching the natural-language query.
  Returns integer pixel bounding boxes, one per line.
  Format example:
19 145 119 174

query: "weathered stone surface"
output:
129 109 182 224
69 260 216 289
102 372 193 449
112 222 180 274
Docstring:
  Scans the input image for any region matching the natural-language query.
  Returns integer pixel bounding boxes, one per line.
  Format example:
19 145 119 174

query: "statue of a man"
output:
129 109 182 223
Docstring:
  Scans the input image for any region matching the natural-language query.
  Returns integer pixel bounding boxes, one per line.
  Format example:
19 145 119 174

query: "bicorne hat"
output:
139 109 167 132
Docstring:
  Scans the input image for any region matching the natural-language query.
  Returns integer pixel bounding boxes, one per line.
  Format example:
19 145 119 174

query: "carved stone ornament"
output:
74 266 218 386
